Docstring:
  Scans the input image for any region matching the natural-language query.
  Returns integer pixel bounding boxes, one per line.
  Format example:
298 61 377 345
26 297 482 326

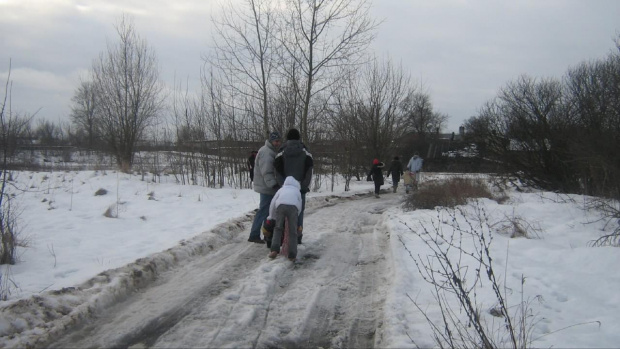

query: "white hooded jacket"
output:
268 176 303 219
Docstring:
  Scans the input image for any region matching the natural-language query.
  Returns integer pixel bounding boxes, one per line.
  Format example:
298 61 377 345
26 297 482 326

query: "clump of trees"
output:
465 36 620 201
62 1 448 183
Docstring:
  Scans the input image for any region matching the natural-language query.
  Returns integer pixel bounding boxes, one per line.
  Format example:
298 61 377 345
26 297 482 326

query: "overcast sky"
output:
1 0 619 133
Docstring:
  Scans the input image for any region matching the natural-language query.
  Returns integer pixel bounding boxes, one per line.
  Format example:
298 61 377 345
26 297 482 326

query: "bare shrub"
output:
399 203 541 348
0 193 20 265
404 177 495 210
1 65 30 266
493 211 543 239
583 197 620 247
589 224 620 247
587 197 620 247
103 204 117 218
0 265 17 300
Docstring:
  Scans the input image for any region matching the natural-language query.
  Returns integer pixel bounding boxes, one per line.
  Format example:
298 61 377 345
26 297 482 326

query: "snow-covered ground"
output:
0 170 618 348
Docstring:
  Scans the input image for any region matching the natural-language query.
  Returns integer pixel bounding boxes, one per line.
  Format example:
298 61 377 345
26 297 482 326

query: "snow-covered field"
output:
0 170 618 348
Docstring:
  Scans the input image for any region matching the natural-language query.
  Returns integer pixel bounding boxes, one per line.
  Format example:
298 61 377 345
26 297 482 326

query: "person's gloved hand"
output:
272 184 281 190
300 187 309 194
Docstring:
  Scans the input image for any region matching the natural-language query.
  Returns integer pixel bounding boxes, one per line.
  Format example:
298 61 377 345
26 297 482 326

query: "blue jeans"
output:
249 193 274 240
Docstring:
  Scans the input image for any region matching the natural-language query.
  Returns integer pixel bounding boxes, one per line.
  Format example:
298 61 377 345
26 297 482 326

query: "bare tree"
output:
34 119 63 146
325 58 416 182
402 91 447 140
1 63 31 267
280 0 379 141
209 0 280 139
465 75 574 192
356 57 414 158
91 15 165 171
564 40 620 198
70 78 99 149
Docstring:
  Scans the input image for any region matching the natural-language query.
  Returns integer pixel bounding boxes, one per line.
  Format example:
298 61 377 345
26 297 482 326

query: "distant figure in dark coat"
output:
367 158 385 198
386 156 404 193
247 150 258 182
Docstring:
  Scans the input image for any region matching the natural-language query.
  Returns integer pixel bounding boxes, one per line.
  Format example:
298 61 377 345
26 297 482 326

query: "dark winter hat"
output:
269 131 281 142
286 128 301 140
373 158 379 165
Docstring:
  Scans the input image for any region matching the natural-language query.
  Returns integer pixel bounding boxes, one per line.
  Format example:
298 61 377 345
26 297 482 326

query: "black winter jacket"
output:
387 160 404 182
367 163 385 186
274 140 314 193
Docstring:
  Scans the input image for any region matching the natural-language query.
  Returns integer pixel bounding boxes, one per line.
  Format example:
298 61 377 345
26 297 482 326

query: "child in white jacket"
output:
265 176 303 261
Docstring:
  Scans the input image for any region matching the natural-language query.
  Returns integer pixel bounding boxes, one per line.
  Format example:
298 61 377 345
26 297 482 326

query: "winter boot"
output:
392 186 397 193
297 226 303 244
261 219 275 238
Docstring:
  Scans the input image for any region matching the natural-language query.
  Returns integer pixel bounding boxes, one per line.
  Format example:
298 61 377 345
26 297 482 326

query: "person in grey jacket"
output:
274 128 313 244
248 131 282 243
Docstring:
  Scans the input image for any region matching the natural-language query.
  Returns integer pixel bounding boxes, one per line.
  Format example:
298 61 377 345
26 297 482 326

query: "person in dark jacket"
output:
247 150 257 182
274 128 313 244
386 156 404 193
248 132 281 244
367 158 385 198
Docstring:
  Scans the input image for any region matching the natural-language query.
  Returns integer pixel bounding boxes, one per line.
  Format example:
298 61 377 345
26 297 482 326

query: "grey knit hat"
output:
269 131 281 142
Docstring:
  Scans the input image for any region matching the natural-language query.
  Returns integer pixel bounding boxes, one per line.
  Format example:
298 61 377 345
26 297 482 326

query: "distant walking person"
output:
248 132 282 244
405 152 423 193
247 150 258 182
386 156 404 193
274 128 313 244
367 158 385 198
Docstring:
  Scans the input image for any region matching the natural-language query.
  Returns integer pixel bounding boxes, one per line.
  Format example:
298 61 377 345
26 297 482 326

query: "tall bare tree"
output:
358 58 414 158
1 64 32 267
281 0 379 141
326 58 416 181
91 15 164 171
210 0 280 139
70 78 99 149
467 75 572 191
564 38 620 198
402 91 447 140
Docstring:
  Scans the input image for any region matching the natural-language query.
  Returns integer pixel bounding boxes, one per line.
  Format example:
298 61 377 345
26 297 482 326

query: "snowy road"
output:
47 192 400 348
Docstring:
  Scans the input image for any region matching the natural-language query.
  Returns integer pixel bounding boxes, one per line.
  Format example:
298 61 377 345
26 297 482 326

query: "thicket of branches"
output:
465 36 620 202
1 64 31 277
400 204 542 349
62 1 447 183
